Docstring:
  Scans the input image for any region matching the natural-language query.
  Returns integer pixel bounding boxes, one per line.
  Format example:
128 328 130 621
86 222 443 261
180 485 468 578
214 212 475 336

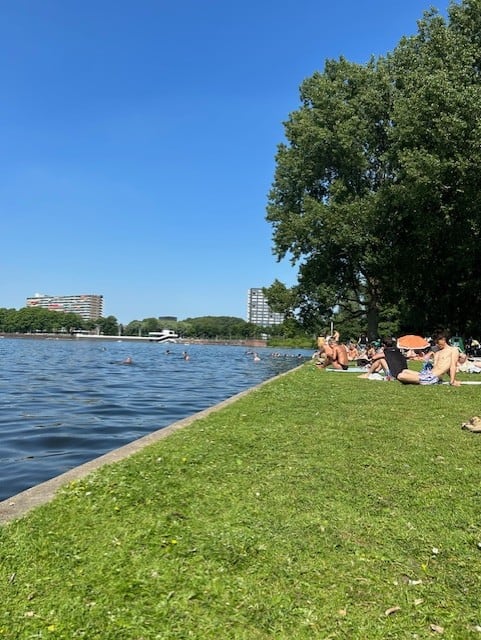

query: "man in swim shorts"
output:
418 367 442 385
396 331 461 386
329 337 349 370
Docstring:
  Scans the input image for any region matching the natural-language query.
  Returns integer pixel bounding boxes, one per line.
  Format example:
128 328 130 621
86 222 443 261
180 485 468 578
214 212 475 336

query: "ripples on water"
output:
0 337 310 501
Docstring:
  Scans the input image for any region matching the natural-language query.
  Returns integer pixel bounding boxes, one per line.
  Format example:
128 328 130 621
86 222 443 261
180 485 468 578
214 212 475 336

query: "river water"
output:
0 337 310 501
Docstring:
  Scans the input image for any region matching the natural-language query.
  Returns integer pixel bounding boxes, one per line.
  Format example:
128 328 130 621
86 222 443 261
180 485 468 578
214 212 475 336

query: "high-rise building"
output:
247 288 284 327
26 293 103 321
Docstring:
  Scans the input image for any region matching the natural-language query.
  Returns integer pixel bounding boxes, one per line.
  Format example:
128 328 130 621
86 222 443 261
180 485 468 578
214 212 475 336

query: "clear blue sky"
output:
0 0 450 324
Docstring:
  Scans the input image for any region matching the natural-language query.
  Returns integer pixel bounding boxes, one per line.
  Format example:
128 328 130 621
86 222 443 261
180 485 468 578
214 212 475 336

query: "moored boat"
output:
147 329 179 343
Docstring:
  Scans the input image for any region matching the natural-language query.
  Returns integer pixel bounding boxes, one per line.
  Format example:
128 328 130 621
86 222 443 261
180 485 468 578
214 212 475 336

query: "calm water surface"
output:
0 337 309 501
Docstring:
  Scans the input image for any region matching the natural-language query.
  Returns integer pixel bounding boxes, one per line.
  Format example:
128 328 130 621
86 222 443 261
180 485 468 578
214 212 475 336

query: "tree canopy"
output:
0 307 84 334
266 0 481 339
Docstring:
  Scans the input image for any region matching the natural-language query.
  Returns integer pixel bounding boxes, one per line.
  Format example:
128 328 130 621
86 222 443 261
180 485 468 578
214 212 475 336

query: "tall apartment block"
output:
247 288 284 327
26 293 103 321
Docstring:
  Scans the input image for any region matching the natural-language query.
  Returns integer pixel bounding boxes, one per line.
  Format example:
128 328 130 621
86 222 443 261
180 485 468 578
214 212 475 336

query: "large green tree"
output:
266 0 481 339
266 56 395 339
386 1 481 335
96 315 119 336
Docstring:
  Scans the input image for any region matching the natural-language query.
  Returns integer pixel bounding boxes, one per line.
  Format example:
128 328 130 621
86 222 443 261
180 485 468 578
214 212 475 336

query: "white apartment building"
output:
247 288 284 327
26 293 103 321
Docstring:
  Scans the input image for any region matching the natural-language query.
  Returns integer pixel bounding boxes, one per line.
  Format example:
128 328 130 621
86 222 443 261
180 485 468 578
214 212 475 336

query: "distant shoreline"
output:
0 332 267 348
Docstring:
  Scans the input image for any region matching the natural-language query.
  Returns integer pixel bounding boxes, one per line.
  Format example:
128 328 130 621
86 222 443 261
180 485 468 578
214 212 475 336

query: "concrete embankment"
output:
0 365 297 525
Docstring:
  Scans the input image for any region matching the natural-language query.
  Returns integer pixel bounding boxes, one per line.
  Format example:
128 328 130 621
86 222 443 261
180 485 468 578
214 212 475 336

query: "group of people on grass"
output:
313 330 472 386
315 331 350 370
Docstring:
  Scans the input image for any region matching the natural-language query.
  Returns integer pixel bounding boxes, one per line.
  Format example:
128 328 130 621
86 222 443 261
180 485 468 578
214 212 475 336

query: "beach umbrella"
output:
397 335 430 350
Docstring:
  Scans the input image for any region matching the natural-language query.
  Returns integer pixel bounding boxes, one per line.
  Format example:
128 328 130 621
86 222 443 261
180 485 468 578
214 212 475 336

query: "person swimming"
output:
109 356 134 365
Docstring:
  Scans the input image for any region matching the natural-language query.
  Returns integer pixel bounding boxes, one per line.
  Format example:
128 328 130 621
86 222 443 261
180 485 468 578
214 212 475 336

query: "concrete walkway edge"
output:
0 366 300 525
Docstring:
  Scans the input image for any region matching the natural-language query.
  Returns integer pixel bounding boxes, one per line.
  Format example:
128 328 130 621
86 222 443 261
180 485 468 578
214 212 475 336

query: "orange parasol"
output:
397 335 430 350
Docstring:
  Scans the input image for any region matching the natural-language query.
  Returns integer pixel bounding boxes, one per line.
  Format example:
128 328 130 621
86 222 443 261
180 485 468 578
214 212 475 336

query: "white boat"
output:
147 329 179 343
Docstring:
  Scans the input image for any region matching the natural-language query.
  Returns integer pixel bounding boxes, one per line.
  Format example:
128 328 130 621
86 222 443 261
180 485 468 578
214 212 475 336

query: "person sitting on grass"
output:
315 336 335 368
347 342 360 361
329 336 349 370
396 331 461 386
358 338 394 379
457 352 481 373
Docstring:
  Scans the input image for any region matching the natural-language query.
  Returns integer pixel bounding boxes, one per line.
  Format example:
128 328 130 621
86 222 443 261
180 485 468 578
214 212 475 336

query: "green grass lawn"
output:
1 363 481 639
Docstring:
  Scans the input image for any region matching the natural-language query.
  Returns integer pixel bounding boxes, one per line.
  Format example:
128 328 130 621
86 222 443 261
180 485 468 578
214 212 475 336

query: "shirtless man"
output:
329 337 349 370
397 331 461 386
315 336 335 368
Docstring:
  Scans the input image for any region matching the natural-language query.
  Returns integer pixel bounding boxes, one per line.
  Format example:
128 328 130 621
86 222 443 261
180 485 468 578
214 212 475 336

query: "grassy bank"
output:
1 364 481 639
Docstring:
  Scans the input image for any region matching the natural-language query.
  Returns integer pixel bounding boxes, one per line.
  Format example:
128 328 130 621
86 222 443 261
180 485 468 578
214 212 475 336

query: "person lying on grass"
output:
397 331 461 386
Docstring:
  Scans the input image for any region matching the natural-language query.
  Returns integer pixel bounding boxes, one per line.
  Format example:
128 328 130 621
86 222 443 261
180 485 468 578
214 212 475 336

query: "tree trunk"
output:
366 305 379 342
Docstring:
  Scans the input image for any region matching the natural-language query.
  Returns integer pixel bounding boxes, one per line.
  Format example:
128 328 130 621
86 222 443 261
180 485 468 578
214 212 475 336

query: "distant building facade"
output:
26 293 103 321
247 288 284 327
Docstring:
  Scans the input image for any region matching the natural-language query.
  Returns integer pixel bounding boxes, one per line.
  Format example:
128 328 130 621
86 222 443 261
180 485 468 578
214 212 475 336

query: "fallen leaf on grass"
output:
385 606 401 616
430 623 444 633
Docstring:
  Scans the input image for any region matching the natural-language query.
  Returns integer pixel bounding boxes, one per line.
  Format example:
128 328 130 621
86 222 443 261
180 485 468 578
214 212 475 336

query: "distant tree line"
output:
0 306 411 344
0 307 86 334
123 315 306 340
0 308 316 342
0 307 123 336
